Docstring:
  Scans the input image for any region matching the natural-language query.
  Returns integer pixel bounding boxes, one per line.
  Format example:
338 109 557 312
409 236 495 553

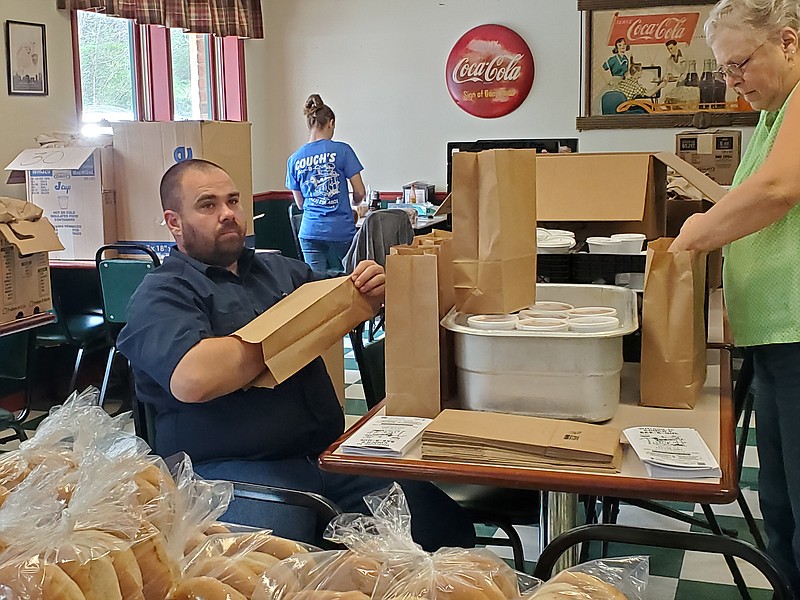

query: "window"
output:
74 11 245 134
76 10 136 133
170 29 211 121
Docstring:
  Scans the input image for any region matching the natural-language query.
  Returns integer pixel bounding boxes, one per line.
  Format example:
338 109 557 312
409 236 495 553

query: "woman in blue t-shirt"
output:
286 94 365 272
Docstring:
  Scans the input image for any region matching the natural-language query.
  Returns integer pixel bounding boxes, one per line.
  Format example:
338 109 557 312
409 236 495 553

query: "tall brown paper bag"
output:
385 243 449 418
640 238 707 408
451 149 537 314
411 233 457 403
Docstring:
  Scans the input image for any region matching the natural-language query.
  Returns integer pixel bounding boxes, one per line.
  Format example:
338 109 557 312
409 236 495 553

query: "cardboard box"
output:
0 197 64 325
5 147 116 260
536 152 727 240
112 121 253 257
676 129 741 186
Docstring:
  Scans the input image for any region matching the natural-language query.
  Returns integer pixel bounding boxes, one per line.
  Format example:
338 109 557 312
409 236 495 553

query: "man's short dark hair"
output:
666 39 677 48
160 158 226 213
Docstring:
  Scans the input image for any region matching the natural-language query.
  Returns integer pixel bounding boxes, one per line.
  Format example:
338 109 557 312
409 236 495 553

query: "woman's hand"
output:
351 260 385 313
669 213 707 252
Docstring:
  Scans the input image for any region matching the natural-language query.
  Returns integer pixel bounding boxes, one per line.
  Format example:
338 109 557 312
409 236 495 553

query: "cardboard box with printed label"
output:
112 121 253 258
0 197 64 326
5 147 116 260
676 129 741 185
535 151 727 240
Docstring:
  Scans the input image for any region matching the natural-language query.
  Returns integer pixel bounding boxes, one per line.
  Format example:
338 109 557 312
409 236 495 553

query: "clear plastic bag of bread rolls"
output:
525 556 648 600
253 484 539 600
252 549 383 600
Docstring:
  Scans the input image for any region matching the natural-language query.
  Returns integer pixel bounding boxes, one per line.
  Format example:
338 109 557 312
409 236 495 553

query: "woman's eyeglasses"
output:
713 42 765 81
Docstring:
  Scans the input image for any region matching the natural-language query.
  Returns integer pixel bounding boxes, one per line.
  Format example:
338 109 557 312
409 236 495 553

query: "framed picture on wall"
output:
5 20 48 96
577 0 758 130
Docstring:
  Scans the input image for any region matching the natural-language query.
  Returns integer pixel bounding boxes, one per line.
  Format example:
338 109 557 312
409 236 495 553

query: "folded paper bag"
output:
231 276 375 388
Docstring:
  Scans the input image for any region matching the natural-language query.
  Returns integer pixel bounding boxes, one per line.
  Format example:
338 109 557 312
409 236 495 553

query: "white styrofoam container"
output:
441 284 638 423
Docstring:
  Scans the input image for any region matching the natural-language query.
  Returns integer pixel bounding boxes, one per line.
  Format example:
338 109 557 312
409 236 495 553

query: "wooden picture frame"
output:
577 0 758 130
5 20 48 96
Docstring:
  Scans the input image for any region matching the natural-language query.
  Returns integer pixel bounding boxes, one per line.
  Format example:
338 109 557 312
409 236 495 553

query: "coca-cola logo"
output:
446 25 534 119
608 12 699 46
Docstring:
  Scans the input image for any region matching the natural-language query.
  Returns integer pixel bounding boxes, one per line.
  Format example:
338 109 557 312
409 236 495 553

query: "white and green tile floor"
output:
342 335 773 599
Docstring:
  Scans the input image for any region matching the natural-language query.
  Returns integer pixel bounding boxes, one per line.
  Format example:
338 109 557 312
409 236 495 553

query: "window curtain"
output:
63 0 263 38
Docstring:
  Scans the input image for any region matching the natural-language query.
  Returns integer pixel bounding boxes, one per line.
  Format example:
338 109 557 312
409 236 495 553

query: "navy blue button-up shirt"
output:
117 247 344 463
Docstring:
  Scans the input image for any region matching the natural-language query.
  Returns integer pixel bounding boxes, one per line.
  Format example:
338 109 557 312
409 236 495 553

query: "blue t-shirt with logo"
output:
285 139 363 242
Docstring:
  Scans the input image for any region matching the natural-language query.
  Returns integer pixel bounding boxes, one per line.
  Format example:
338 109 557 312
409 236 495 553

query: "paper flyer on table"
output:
624 426 721 479
342 416 432 457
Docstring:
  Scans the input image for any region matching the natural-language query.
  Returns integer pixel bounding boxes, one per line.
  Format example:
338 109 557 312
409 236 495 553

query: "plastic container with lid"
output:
442 284 638 422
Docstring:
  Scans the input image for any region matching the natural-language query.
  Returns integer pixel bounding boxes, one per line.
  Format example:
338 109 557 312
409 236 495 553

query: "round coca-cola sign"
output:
446 24 534 118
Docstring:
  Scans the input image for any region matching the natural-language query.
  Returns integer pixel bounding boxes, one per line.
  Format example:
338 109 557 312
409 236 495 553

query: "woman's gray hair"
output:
705 0 800 44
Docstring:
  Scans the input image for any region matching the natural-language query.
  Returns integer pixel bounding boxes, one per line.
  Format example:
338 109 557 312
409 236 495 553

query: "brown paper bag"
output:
232 277 374 388
411 233 458 403
451 149 537 314
385 246 444 418
640 238 707 408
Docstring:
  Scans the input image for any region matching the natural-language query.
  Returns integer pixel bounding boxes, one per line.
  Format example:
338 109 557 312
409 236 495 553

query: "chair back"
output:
95 244 161 334
349 322 385 409
288 204 304 261
533 524 794 600
343 209 414 273
232 481 344 550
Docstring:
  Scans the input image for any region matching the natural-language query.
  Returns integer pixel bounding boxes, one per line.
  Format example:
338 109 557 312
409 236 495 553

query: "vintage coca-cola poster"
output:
582 2 757 128
445 24 534 118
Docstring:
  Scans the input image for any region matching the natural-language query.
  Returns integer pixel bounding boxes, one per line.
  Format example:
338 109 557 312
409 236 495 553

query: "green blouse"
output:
724 85 800 346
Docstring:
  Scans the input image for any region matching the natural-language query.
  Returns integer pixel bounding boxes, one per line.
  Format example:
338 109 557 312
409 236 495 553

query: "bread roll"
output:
239 551 281 577
132 532 179 600
316 552 381 595
256 535 309 559
0 562 87 600
170 576 247 600
205 523 231 535
0 483 9 506
110 547 146 600
185 532 210 557
188 556 258 597
529 571 627 600
59 555 123 600
292 591 371 600
466 552 519 598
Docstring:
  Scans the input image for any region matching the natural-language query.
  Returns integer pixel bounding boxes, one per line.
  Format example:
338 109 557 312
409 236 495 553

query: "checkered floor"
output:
342 335 771 599
5 338 769 599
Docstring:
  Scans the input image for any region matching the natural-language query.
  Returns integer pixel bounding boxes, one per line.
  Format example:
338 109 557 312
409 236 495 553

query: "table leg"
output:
539 491 580 571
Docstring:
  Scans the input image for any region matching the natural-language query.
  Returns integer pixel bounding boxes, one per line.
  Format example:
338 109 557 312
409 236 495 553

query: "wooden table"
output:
320 291 735 566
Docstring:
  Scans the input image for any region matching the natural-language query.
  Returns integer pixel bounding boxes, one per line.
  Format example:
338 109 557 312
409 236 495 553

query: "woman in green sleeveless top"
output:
671 0 800 590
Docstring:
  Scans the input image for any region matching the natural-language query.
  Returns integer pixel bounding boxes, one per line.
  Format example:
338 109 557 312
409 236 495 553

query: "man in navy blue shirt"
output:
117 159 474 550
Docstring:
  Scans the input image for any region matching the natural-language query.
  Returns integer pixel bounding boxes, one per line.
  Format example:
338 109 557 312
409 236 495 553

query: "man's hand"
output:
351 260 385 313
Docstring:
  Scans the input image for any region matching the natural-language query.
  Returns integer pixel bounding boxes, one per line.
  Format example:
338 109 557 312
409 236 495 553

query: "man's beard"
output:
182 221 245 267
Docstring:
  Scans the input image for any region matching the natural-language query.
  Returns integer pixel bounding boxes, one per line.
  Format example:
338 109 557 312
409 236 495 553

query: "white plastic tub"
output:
442 284 638 422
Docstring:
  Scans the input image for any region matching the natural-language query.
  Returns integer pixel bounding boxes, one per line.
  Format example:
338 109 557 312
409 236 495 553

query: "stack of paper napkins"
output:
422 409 622 472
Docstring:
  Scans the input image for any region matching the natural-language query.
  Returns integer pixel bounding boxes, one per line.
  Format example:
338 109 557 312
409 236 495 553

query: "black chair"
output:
0 331 34 445
94 244 161 408
534 524 794 600
35 272 108 396
348 320 538 570
231 481 344 550
288 204 304 261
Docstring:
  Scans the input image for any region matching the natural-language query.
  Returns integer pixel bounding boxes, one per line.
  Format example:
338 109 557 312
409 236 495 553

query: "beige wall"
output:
247 0 753 194
0 1 753 198
0 1 78 199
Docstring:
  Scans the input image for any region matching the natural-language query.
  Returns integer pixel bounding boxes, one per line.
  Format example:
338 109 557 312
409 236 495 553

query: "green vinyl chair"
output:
0 330 34 445
95 244 161 408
